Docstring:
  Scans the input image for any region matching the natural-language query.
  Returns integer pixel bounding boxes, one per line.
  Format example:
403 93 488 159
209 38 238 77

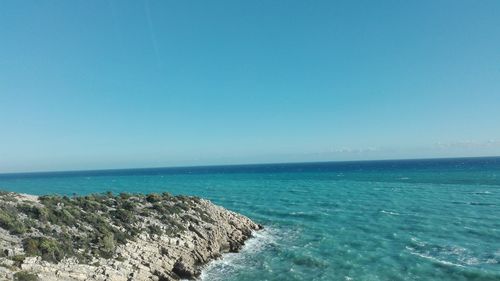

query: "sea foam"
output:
198 227 278 281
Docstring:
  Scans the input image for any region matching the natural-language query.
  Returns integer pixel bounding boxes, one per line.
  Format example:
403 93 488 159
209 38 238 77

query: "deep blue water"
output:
1 157 499 280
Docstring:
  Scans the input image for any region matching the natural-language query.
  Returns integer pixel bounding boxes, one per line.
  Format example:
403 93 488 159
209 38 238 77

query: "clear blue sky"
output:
1 0 499 173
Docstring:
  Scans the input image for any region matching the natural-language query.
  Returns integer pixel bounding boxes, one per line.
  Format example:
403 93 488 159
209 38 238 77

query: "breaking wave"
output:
198 227 279 281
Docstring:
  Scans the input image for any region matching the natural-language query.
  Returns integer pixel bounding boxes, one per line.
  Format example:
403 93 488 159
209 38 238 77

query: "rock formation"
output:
0 191 261 280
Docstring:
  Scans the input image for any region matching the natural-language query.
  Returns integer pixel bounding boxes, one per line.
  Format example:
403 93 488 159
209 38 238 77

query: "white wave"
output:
406 248 465 268
410 237 427 247
380 210 400 216
485 258 498 264
470 191 492 195
463 257 480 265
196 227 278 281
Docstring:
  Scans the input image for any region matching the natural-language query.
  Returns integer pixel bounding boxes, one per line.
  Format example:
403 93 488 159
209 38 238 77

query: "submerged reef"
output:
0 191 261 280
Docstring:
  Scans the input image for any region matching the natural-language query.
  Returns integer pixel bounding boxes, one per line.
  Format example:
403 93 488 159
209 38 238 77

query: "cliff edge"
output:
0 191 262 281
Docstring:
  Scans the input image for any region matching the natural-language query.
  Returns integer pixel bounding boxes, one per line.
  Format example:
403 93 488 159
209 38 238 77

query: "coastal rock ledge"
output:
0 191 262 281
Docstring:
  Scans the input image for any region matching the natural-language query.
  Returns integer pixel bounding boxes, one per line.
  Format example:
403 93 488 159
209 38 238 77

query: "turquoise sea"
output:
1 157 499 281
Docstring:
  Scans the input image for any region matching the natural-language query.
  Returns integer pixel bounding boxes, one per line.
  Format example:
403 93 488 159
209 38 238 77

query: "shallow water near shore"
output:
1 157 500 280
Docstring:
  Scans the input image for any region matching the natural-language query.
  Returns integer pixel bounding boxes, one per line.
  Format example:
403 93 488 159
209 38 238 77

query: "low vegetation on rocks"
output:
0 191 261 280
1 192 211 262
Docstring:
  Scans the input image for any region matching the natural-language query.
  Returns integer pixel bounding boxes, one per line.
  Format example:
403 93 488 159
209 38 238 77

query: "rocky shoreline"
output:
0 191 262 281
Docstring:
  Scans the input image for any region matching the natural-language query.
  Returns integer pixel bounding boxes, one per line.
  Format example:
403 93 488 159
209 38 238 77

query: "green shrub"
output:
146 193 162 203
161 192 173 199
10 255 26 267
22 237 66 263
148 224 163 236
113 230 131 244
0 208 27 234
121 200 136 211
100 232 115 257
17 205 40 219
110 209 134 223
119 193 131 200
14 271 39 281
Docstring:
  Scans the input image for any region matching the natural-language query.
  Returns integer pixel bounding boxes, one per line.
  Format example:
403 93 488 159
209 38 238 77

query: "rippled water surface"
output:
1 157 499 280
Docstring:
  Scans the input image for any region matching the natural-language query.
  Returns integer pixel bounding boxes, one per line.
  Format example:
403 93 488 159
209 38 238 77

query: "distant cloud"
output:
434 140 500 149
290 140 500 163
326 147 379 154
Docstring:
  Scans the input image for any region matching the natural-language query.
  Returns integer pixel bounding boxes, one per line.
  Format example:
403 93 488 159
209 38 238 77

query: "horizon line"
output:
1 155 499 176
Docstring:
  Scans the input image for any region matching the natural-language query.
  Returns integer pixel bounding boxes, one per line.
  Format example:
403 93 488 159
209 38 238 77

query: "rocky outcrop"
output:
0 191 262 280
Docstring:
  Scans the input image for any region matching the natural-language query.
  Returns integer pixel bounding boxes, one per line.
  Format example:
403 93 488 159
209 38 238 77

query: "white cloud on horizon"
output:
433 139 500 149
